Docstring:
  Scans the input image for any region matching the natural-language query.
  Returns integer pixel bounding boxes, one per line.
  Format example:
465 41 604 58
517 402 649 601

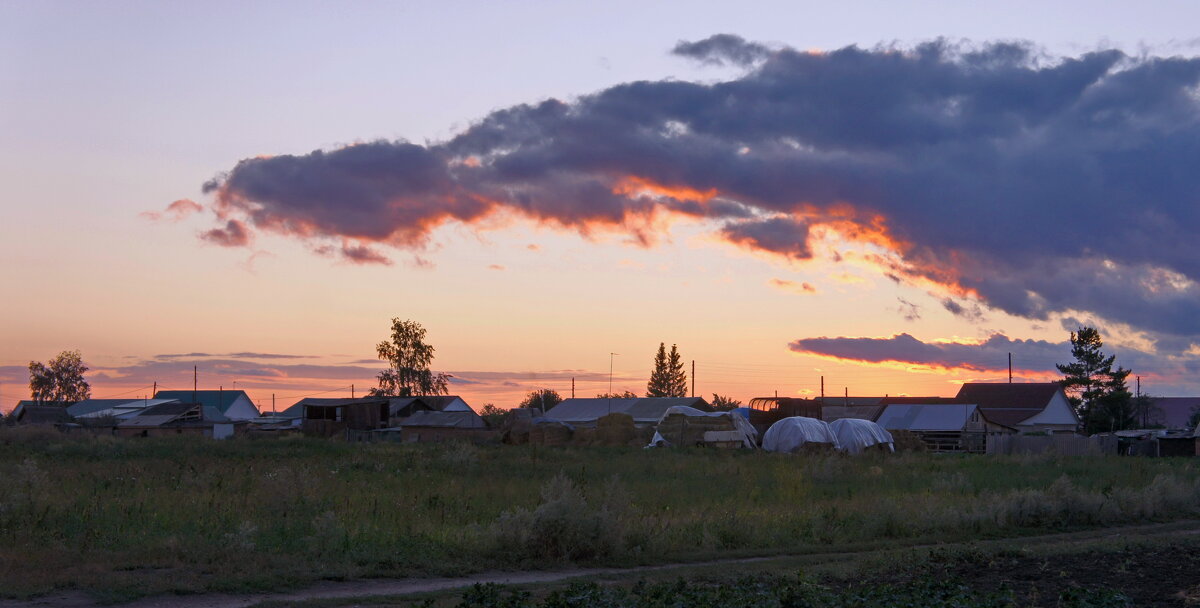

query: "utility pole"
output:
152 381 156 397
608 352 618 415
272 393 276 415
820 376 824 404
351 384 355 399
571 377 575 399
691 360 695 398
1136 375 1143 427
844 387 848 407
1008 353 1012 383
193 366 197 403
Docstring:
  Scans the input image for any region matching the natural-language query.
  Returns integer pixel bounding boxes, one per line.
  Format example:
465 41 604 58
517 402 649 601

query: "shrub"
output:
488 472 628 562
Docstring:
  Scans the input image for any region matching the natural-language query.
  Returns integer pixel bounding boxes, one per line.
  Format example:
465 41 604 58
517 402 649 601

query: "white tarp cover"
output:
647 406 758 448
762 417 839 452
829 418 894 454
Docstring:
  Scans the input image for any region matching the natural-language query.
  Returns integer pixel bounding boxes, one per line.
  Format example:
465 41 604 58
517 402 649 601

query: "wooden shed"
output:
302 397 390 438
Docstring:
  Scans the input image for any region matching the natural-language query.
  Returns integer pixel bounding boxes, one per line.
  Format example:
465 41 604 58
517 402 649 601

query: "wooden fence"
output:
985 433 1117 456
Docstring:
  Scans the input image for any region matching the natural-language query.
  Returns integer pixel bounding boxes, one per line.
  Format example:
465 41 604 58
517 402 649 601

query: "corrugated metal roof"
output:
627 398 708 422
14 405 71 425
400 410 486 428
68 398 179 418
544 398 638 422
1147 397 1200 428
545 397 709 424
875 403 979 431
954 383 1064 426
820 405 885 422
153 390 252 414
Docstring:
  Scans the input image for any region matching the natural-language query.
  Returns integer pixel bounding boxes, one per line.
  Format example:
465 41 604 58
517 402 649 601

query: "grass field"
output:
1 427 1199 601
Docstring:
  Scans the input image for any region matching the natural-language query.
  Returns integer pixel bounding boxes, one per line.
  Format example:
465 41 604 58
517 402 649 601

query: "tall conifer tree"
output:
647 343 688 397
1056 326 1134 433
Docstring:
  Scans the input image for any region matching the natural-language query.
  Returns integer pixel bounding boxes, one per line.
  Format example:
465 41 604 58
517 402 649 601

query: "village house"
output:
954 383 1080 434
153 390 260 420
66 398 179 422
378 409 493 443
1143 397 1200 429
7 401 70 425
116 401 239 439
300 397 391 438
543 397 711 427
874 402 1013 453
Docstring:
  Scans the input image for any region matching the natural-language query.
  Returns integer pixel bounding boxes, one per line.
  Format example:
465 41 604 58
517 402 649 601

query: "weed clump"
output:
488 473 630 562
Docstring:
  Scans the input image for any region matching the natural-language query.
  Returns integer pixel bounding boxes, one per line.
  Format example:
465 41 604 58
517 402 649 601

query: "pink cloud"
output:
201 219 252 247
141 198 203 222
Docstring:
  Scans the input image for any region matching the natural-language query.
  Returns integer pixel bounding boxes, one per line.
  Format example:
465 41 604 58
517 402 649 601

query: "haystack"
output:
649 406 757 448
528 420 573 446
594 412 638 446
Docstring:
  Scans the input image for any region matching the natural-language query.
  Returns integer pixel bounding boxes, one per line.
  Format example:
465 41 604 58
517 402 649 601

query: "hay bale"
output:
529 423 572 446
890 429 927 452
594 413 636 446
655 413 736 447
571 427 598 446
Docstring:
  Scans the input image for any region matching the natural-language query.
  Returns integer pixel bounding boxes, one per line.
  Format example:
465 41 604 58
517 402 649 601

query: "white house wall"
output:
1020 391 1079 426
224 397 260 420
442 398 471 412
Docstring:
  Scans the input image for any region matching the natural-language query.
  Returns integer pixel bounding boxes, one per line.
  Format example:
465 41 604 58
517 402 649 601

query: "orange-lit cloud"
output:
187 37 1200 346
141 198 203 222
769 278 817 294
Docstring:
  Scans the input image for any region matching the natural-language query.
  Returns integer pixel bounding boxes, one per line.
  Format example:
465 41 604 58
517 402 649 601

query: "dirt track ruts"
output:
6 519 1200 608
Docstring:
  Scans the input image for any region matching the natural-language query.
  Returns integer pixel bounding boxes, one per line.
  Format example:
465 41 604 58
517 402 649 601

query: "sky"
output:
4 1 1200 412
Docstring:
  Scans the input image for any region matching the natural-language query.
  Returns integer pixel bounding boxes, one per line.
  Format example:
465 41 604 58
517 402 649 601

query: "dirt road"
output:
6 520 1199 608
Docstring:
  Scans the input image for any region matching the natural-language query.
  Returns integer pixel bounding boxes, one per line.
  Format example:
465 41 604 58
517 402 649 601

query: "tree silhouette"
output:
28 350 91 405
369 318 449 397
646 343 688 398
517 388 562 412
1056 326 1133 433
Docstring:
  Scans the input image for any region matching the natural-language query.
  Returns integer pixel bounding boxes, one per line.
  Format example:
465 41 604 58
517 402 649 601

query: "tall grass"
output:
0 428 1197 599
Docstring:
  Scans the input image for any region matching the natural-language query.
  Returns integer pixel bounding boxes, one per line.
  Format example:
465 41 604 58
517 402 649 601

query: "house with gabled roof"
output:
116 401 239 439
544 397 710 427
153 390 259 420
8 401 70 425
67 398 179 421
954 383 1079 434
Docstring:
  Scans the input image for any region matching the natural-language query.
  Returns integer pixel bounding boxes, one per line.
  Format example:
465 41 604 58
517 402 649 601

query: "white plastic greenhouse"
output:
828 418 894 454
761 416 839 453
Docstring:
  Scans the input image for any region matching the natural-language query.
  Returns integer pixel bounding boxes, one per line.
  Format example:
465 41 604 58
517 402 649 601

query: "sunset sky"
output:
5 1 1200 412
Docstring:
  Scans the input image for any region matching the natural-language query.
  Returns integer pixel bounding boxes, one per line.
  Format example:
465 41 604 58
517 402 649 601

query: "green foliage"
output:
27 350 90 405
518 389 563 413
479 404 507 427
709 393 742 411
453 576 1131 608
1056 327 1134 433
646 343 687 398
0 434 1197 599
369 318 449 397
596 391 638 399
488 473 629 561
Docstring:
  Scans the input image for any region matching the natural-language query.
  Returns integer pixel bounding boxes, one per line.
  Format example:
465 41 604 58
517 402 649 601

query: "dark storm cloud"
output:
789 333 1068 372
154 352 318 360
193 36 1200 344
719 216 812 259
671 34 771 66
